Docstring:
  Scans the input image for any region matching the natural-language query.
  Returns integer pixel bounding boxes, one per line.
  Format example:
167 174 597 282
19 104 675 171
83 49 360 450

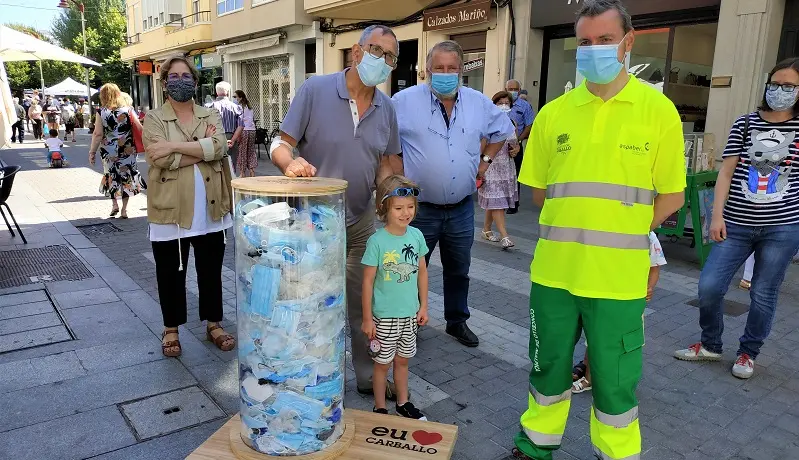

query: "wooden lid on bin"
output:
231 176 348 196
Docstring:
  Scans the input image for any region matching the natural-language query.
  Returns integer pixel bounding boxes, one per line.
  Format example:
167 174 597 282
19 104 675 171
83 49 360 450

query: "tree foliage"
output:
3 23 87 93
50 0 130 90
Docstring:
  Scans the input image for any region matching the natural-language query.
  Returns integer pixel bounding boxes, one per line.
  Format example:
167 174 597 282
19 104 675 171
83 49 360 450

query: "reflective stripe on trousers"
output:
539 225 650 250
546 182 655 206
519 385 572 447
590 406 641 460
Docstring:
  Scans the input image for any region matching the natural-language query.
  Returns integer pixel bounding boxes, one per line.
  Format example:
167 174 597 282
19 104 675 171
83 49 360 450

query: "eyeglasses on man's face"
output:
167 73 195 82
362 44 398 68
766 83 798 92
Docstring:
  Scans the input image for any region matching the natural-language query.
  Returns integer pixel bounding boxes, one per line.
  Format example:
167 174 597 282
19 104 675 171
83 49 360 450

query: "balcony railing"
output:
165 11 211 32
125 33 140 45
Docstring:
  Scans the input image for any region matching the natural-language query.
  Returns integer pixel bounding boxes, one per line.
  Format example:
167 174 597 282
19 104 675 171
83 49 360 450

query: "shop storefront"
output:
321 0 512 98
192 50 224 105
534 0 722 133
218 27 314 133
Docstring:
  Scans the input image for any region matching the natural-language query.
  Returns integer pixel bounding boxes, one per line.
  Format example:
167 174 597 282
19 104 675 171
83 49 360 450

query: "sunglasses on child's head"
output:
381 187 420 203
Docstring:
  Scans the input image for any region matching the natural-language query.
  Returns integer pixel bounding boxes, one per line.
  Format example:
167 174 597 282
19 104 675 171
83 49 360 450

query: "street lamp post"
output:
57 0 92 121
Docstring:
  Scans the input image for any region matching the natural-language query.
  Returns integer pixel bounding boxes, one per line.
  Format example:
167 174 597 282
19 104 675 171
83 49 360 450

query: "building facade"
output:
120 0 317 124
121 0 218 109
313 0 522 99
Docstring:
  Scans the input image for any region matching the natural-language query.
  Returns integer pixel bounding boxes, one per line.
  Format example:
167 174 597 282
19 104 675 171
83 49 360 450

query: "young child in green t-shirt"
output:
361 175 429 420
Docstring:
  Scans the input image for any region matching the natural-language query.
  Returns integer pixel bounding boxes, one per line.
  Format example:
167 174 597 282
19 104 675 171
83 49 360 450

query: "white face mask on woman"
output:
497 104 511 113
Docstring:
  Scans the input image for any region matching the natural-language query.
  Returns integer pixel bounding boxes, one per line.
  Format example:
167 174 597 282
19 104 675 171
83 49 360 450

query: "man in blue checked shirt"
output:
392 40 514 348
206 81 243 172
505 79 535 214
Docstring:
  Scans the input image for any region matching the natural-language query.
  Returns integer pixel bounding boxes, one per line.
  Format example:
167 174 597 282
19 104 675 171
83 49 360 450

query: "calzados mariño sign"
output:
423 0 490 31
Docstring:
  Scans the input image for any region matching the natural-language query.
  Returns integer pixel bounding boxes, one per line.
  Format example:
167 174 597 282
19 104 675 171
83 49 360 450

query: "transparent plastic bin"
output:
232 176 348 456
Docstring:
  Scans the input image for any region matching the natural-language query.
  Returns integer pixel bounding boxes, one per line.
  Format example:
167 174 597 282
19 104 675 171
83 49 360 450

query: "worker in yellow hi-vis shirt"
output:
510 1 686 459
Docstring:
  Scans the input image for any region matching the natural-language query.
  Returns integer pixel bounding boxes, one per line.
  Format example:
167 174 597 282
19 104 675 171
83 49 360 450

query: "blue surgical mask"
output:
356 50 392 87
576 35 629 85
430 73 460 97
765 87 799 112
509 91 519 100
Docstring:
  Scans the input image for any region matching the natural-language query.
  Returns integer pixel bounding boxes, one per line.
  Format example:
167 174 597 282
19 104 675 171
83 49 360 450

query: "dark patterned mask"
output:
165 79 195 103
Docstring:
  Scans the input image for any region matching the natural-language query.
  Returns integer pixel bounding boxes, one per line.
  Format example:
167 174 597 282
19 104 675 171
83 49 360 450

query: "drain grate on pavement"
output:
75 222 122 238
119 386 225 441
0 289 73 353
0 245 94 289
687 298 750 317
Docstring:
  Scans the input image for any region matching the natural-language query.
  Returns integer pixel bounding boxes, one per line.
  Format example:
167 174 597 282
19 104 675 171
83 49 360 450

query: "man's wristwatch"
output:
481 154 493 164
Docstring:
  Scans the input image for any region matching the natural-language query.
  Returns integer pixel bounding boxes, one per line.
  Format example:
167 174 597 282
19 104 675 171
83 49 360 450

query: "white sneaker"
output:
674 342 722 361
732 354 755 379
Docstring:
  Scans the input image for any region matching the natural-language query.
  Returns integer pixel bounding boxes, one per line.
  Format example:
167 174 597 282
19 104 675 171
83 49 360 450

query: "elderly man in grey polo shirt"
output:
270 24 403 400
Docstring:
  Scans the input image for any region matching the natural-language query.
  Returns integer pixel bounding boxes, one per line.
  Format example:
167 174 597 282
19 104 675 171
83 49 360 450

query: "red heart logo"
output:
412 430 443 446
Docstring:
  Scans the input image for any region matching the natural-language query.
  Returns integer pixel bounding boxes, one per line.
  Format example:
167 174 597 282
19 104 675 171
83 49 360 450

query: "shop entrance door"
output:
242 55 291 134
392 40 418 95
778 0 799 61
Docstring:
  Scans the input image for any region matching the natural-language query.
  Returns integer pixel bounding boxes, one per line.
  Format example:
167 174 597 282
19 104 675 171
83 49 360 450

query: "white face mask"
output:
497 104 511 113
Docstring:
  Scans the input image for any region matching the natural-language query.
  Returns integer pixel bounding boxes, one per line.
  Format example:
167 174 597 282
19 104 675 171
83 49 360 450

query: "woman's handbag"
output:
129 109 144 154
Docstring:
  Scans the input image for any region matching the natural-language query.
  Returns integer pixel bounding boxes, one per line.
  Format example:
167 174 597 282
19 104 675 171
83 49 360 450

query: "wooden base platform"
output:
187 409 458 460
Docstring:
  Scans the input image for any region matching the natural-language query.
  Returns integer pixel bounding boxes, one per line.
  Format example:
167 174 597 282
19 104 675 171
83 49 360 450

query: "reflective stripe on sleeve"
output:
539 225 649 250
546 182 655 205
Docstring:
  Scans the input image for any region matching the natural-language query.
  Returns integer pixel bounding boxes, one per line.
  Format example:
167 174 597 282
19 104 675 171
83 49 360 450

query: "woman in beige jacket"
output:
143 55 236 357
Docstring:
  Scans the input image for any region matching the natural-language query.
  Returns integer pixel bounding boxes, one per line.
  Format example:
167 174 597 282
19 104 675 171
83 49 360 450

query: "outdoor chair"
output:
0 165 27 244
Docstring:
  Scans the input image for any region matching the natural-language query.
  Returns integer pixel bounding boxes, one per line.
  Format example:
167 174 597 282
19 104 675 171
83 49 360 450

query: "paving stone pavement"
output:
2 138 799 460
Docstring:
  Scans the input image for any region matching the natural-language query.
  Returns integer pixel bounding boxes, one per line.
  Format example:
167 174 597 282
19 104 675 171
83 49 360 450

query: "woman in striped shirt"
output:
675 57 799 380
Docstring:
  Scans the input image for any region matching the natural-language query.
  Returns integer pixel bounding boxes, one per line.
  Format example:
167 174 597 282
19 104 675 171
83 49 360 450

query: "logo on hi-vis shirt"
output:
619 142 650 156
556 133 571 154
366 426 443 454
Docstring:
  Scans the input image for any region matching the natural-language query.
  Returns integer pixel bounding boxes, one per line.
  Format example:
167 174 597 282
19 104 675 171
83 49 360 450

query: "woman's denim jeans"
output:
698 222 799 359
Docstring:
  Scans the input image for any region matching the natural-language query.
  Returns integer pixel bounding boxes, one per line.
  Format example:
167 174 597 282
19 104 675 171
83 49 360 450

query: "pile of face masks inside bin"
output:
235 197 347 455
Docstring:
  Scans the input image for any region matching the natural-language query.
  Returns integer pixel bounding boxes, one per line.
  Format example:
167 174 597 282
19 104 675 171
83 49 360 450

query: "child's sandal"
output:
572 377 592 393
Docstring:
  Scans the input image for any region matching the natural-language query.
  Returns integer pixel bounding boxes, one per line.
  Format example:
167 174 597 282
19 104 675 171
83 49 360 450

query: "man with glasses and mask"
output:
509 1 685 459
270 24 404 402
392 40 514 349
505 79 535 214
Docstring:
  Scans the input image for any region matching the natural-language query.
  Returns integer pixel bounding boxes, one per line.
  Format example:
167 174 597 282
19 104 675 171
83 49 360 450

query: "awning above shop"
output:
305 0 450 21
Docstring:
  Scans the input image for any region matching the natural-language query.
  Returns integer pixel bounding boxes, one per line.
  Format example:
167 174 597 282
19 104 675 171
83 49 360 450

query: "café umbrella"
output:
0 25 101 94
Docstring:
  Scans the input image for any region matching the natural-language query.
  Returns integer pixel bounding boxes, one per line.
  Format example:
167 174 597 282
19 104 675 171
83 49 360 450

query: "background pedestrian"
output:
233 89 257 177
479 91 520 249
88 83 146 219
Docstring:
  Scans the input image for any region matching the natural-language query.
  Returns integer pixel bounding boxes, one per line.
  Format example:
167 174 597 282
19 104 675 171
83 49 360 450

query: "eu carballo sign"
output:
423 0 490 32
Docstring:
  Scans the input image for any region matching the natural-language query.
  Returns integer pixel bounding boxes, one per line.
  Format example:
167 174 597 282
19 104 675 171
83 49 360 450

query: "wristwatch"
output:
481 154 493 164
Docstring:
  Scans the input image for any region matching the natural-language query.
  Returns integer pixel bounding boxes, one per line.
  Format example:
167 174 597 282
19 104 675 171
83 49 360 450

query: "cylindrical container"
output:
232 176 348 456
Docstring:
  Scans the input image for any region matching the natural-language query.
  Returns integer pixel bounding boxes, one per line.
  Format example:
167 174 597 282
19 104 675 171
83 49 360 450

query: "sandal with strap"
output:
162 328 182 357
501 237 515 249
482 230 500 242
572 376 592 394
207 324 236 351
739 279 751 291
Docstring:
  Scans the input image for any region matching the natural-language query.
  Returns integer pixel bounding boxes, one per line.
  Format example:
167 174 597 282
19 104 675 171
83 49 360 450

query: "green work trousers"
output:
514 283 645 460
